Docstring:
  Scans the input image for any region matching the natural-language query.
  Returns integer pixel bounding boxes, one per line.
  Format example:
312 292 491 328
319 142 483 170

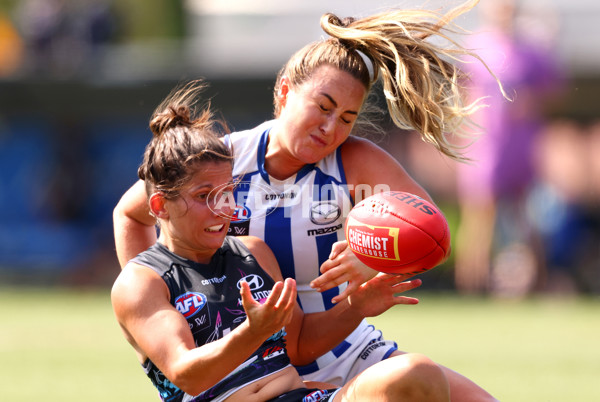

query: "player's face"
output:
273 65 366 167
161 161 234 263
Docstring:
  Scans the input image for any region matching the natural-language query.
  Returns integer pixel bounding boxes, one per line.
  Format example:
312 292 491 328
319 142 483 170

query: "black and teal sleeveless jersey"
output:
130 236 290 402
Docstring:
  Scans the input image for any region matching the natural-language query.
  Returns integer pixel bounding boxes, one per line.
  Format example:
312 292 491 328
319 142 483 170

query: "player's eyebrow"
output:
321 93 359 115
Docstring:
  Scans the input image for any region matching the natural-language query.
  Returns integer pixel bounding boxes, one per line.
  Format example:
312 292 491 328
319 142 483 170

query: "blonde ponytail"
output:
276 0 504 161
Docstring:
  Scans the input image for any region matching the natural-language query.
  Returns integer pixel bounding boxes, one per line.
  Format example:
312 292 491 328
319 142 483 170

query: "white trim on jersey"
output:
225 122 378 378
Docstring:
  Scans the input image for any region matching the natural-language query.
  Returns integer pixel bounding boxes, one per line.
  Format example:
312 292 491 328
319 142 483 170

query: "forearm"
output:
113 211 157 267
113 180 157 267
288 274 421 365
166 321 267 396
290 301 364 366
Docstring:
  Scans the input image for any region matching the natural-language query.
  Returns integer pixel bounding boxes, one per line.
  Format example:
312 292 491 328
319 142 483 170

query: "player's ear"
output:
149 192 168 218
278 76 291 107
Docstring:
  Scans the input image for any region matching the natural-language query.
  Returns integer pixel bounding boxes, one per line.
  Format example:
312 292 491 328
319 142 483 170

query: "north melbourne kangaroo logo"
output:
310 201 341 225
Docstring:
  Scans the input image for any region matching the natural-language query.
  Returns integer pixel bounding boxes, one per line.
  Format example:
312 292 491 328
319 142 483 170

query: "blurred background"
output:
0 0 599 297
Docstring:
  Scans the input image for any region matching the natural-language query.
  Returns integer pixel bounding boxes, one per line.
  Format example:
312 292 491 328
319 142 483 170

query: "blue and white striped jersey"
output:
224 121 387 377
225 121 354 314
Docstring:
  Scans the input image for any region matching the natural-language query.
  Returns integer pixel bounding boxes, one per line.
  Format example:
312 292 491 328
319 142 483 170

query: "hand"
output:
310 241 379 304
240 278 297 338
347 274 422 318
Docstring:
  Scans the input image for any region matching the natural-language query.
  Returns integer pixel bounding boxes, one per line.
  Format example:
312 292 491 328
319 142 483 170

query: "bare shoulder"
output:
111 263 169 316
236 236 283 282
341 136 399 179
340 135 383 158
340 136 432 202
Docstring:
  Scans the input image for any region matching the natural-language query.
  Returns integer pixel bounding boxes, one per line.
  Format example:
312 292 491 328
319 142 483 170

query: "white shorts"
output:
295 320 398 386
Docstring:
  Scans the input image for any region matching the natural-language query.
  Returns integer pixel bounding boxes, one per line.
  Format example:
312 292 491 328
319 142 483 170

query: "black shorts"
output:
266 387 339 402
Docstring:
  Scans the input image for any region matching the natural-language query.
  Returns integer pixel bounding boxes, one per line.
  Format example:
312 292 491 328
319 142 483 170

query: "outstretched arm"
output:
311 136 434 299
240 236 422 366
111 262 296 396
288 273 422 366
113 180 157 267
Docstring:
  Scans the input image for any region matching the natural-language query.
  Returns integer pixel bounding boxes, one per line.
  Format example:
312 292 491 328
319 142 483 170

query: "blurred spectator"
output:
454 0 565 296
527 120 590 293
582 121 600 293
0 12 24 77
588 121 600 205
14 0 117 78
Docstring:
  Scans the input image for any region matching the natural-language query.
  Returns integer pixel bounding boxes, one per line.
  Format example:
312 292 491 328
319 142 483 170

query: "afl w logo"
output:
208 181 278 221
231 205 251 222
237 274 264 291
174 292 207 318
310 201 341 225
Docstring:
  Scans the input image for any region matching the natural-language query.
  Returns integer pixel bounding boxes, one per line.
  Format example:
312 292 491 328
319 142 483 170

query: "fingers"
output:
330 280 361 304
239 280 256 310
389 278 422 305
263 278 296 317
241 279 297 335
328 240 348 260
392 271 418 282
393 295 420 305
274 278 297 311
320 241 350 274
265 280 284 306
310 268 349 291
318 257 336 275
392 278 422 292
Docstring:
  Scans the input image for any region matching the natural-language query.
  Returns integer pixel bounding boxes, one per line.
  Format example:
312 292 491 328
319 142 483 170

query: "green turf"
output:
369 292 600 402
1 287 598 401
0 287 157 401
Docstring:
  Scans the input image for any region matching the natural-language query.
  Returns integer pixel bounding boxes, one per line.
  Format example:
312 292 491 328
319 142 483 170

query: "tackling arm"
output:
113 180 158 267
240 236 421 366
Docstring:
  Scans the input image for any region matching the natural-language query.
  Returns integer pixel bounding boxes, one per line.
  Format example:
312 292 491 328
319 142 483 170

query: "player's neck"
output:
264 131 304 181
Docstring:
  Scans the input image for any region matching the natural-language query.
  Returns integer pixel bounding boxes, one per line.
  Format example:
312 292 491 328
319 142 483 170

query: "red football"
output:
345 191 451 274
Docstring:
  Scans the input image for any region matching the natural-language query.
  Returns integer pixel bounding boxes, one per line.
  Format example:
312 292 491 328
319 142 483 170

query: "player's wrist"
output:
333 296 368 321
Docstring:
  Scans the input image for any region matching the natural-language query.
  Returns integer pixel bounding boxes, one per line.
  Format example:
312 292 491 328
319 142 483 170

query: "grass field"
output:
1 286 598 401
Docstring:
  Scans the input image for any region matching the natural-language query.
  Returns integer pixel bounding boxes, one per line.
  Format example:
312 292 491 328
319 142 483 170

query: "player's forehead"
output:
185 161 233 189
299 65 366 108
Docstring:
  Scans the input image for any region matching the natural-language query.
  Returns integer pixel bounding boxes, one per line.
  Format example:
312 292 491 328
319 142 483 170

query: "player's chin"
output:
298 144 335 163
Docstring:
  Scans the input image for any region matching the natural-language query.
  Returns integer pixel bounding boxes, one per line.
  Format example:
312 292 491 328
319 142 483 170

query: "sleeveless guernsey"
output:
225 121 353 313
131 237 290 402
224 122 374 375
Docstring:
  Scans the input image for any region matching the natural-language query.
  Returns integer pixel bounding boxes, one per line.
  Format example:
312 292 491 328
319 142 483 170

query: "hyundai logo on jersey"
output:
174 292 208 318
309 201 342 225
237 274 265 290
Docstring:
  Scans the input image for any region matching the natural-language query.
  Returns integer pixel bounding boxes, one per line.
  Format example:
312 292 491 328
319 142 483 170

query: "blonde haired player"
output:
112 80 450 401
114 1 500 400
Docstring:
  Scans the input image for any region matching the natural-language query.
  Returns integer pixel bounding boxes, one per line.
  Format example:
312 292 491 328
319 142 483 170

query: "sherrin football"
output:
345 191 451 275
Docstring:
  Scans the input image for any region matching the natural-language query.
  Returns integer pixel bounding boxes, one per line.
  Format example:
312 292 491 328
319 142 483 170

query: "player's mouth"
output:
205 224 225 232
310 134 328 147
